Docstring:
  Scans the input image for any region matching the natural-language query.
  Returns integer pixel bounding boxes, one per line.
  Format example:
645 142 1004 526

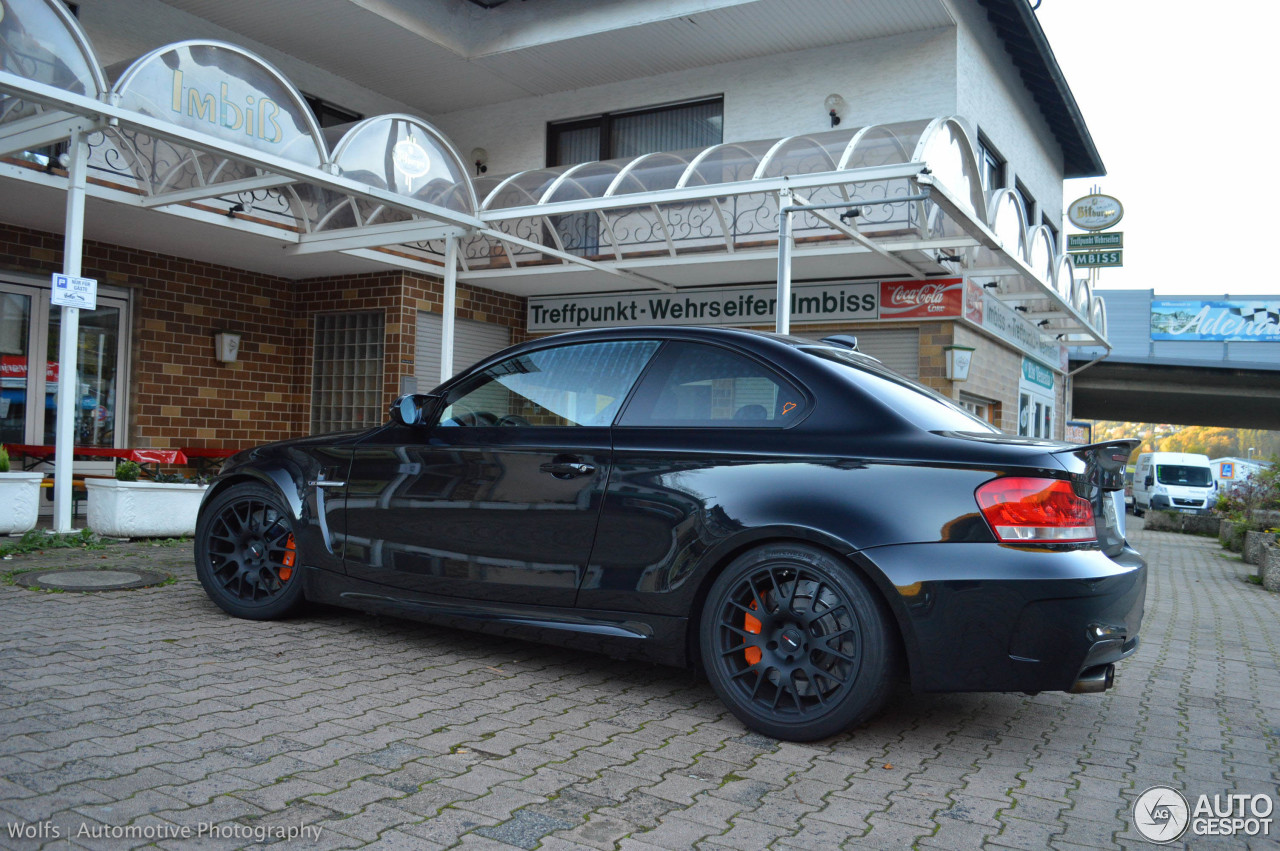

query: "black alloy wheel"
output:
700 544 897 741
195 483 304 620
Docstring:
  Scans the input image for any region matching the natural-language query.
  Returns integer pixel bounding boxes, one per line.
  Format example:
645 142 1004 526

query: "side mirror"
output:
1144 475 1153 487
389 394 434 426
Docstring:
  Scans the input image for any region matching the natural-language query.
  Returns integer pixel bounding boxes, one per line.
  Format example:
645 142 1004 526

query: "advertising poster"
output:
1151 300 1280 341
879 278 963 320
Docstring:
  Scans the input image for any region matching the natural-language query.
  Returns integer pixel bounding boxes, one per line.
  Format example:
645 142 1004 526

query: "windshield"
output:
1156 464 1212 487
804 347 999 433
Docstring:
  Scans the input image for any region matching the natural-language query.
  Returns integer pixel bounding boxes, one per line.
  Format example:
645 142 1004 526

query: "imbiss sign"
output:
527 279 963 332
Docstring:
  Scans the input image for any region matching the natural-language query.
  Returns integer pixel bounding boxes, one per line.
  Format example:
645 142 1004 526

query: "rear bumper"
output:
856 541 1146 694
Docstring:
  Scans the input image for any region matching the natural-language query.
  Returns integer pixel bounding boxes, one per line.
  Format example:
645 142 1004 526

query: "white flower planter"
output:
0 472 45 535
86 479 209 538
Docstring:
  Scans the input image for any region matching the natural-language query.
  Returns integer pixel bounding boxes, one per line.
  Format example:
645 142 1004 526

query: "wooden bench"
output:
39 476 112 516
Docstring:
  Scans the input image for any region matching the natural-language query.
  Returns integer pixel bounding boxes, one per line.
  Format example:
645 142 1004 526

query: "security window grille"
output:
311 312 385 433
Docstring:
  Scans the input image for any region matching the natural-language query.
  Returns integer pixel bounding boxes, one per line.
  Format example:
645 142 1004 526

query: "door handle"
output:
539 460 596 479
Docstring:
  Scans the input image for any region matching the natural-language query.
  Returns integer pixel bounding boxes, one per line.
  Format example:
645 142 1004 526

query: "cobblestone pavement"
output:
0 522 1277 850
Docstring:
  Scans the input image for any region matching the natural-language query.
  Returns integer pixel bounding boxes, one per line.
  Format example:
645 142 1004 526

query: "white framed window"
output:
1 277 130 455
958 392 994 424
311 311 384 433
1017 391 1054 438
977 133 1005 192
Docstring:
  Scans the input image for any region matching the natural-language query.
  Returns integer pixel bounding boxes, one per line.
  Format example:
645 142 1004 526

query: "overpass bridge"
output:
1071 290 1280 429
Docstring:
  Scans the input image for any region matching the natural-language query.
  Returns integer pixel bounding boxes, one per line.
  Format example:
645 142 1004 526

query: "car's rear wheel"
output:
700 544 896 741
195 482 304 620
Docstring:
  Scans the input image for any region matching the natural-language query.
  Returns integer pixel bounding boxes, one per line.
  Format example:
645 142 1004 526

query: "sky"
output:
1035 1 1275 297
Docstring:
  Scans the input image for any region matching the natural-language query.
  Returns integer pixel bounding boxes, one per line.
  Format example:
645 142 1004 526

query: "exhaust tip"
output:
1069 664 1115 694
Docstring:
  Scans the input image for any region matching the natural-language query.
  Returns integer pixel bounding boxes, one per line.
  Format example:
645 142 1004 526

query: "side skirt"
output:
300 566 689 668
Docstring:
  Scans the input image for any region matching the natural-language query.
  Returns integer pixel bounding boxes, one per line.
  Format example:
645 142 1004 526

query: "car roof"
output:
504 325 878 363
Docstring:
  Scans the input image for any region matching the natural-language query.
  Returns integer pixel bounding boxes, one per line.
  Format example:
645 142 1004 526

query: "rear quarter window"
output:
805 347 998 433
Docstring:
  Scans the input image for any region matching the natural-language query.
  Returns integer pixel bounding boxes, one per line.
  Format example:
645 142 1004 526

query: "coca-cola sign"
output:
879 278 963 319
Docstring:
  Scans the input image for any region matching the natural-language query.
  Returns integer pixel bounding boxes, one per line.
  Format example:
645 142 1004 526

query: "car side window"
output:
437 340 660 427
619 341 807 427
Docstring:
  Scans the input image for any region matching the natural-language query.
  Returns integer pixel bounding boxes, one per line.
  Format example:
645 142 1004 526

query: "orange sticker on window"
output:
781 402 797 415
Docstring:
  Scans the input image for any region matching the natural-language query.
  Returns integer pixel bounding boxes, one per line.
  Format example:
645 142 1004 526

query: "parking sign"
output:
50 274 97 310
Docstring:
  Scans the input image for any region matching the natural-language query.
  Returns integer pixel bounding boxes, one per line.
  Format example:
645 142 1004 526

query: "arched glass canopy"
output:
0 1 480 249
0 0 104 116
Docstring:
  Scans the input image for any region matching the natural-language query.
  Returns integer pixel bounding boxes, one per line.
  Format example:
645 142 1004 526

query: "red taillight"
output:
975 477 1096 543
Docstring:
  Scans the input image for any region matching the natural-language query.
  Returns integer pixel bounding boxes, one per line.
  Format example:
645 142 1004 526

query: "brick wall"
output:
1 223 527 457
1 221 302 452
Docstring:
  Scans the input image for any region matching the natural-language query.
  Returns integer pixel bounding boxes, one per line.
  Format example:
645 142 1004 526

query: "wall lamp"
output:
214 332 242 363
824 94 846 127
470 147 488 175
226 202 245 219
944 345 975 382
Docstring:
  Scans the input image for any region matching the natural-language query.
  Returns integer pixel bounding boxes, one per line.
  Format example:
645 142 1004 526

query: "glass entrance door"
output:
43 303 123 447
0 280 128 454
0 289 33 446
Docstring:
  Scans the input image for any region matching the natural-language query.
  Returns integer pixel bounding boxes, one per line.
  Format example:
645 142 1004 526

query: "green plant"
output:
114 461 141 482
152 471 187 484
1215 463 1280 528
0 529 105 559
0 444 9 473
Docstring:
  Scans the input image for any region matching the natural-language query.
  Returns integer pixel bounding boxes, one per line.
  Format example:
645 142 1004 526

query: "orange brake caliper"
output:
744 600 761 665
279 534 296 581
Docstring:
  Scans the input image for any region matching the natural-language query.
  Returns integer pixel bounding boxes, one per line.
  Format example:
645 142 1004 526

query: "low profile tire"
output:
700 543 897 741
195 482 305 620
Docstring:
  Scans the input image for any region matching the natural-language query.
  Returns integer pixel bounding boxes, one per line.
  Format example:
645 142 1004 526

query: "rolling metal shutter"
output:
804 328 920 378
416 312 512 392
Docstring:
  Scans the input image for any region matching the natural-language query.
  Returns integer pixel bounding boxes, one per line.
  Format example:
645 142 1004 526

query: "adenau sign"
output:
527 279 962 332
1151 300 1280 342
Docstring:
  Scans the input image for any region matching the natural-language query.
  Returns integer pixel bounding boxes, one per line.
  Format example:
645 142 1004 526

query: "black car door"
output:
580 340 811 615
340 339 660 607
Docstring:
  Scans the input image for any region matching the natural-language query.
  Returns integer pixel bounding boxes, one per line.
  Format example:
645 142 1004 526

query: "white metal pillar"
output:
775 187 793 334
53 129 89 532
439 235 457 385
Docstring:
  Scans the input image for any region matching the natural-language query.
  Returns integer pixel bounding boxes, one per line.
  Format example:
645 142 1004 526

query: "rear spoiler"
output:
1052 439 1139 491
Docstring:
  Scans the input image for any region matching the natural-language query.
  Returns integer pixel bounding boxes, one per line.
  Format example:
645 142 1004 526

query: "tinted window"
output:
807 347 997 433
620 342 807 427
1156 465 1212 487
438 340 659 427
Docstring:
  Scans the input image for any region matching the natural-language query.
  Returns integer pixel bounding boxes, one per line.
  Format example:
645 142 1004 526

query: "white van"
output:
1132 452 1216 516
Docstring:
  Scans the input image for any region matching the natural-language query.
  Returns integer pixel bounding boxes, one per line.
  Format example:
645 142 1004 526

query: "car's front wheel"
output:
700 544 897 741
195 482 305 620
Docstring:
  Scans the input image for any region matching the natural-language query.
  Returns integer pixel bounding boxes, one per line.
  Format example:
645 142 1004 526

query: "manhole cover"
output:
13 568 171 592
